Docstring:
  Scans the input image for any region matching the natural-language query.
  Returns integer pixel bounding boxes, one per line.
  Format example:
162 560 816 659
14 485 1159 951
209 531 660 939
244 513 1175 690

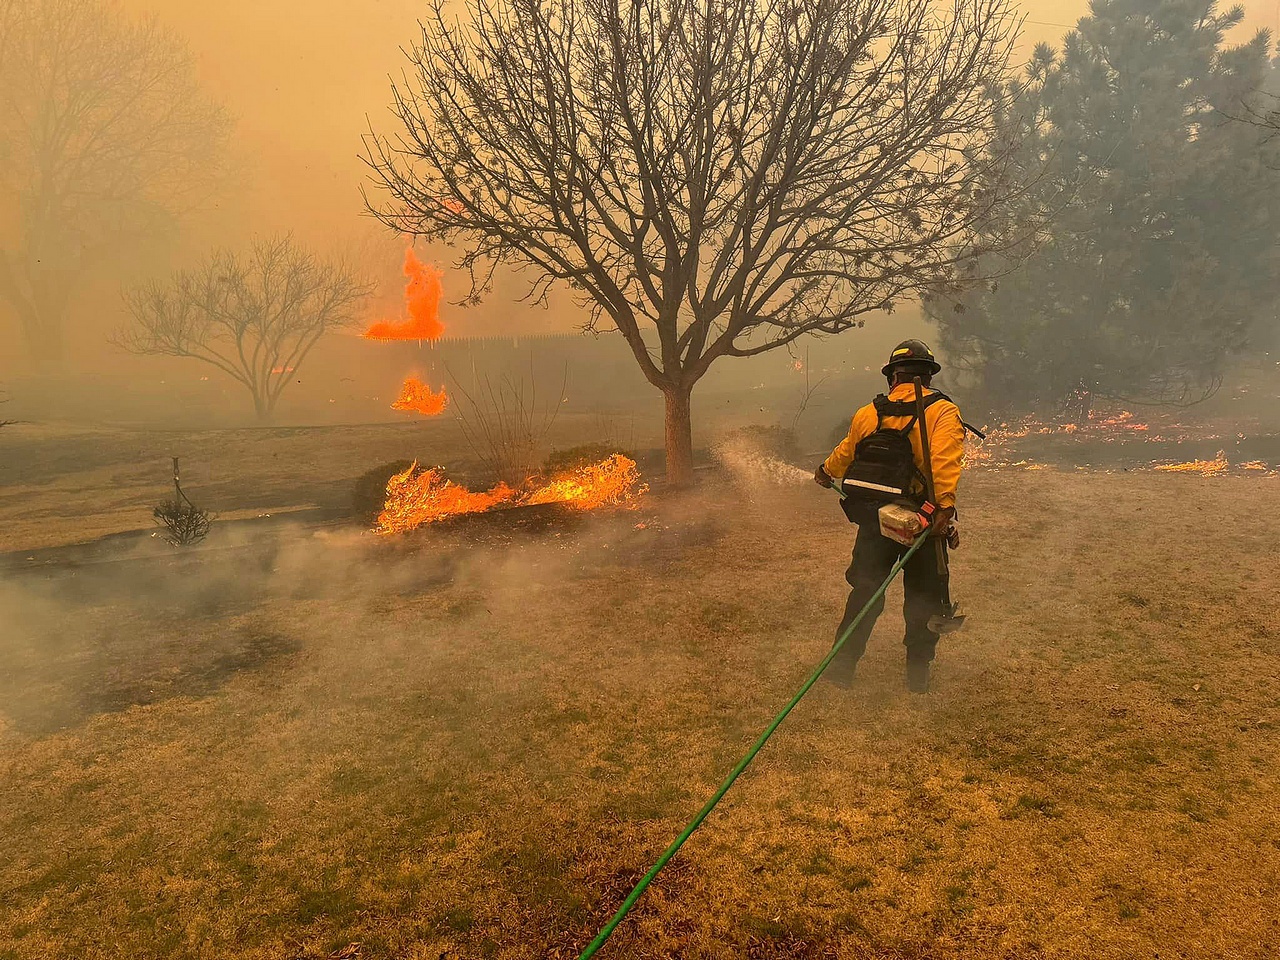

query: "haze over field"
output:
3 0 1277 390
2 2 1280 957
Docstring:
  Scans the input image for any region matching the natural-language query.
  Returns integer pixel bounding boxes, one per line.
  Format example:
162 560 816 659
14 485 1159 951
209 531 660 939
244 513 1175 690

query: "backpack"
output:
839 392 951 525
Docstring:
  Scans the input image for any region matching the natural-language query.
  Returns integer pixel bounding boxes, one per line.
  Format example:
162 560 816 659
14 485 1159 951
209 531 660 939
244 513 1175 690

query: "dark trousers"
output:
830 527 946 676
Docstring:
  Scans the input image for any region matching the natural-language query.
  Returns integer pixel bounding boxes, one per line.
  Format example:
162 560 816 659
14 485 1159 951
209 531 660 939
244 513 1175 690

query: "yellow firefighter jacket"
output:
823 383 965 509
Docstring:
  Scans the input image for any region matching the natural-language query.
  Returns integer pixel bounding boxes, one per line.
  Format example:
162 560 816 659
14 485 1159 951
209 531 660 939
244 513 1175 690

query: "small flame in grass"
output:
391 377 448 416
364 247 445 342
375 455 647 534
377 463 515 534
1154 450 1230 476
963 408 1161 470
525 455 649 510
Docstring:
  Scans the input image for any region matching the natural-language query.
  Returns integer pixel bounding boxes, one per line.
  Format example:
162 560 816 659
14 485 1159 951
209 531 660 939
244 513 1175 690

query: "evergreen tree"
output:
927 0 1279 411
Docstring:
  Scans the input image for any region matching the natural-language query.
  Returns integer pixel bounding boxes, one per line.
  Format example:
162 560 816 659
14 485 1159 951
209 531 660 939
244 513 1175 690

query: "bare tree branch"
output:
364 0 1026 482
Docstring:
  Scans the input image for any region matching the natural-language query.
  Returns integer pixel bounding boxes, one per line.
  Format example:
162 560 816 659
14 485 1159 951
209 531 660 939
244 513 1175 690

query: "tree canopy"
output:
119 237 372 421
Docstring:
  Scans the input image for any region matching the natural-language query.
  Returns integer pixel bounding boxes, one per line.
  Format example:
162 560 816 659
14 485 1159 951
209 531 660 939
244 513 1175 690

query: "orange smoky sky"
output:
123 0 1277 240
117 0 1278 332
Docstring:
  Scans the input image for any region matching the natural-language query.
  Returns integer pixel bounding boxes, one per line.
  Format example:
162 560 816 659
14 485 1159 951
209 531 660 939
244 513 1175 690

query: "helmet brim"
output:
882 358 942 378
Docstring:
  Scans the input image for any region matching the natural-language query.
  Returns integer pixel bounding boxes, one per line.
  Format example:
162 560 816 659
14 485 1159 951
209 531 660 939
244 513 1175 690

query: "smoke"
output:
0 493 725 740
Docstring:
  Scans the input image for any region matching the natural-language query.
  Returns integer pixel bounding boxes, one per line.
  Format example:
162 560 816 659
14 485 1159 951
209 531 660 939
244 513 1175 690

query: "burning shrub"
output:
525 454 648 511
543 443 633 473
352 460 416 521
377 462 516 533
375 455 647 534
391 377 448 416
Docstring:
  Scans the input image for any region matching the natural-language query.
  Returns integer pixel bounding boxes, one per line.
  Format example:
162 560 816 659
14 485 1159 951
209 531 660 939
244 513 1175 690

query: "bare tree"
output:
0 0 231 365
118 237 374 421
364 0 1022 484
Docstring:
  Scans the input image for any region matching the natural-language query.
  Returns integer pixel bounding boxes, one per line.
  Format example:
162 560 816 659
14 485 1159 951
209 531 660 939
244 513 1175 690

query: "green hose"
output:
576 490 927 958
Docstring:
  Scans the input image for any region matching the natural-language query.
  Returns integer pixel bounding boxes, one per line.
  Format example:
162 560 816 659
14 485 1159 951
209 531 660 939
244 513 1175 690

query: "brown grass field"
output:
1 421 1278 959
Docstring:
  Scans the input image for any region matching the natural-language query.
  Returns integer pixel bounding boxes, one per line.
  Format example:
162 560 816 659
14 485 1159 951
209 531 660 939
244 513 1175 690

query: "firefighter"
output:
814 339 965 693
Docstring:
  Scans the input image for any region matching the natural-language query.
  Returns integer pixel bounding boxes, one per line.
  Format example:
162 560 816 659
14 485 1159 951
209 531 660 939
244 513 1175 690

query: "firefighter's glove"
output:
929 506 956 539
814 465 834 489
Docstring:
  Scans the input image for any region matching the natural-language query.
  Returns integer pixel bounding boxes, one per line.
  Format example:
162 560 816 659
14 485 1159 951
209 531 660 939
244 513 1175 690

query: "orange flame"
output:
525 455 649 511
391 376 449 416
1154 451 1230 476
375 455 647 534
364 247 445 342
376 463 515 534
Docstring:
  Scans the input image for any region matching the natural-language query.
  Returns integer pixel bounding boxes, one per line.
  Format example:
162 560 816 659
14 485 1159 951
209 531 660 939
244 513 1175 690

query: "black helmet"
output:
881 339 942 378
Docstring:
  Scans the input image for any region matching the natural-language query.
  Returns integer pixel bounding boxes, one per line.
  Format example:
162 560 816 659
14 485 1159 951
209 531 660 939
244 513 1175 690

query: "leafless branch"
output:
445 358 568 484
364 0 1026 481
789 347 830 433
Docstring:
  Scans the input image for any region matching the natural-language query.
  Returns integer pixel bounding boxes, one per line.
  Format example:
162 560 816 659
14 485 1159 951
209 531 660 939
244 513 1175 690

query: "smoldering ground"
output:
3 463 1280 959
0 496 725 738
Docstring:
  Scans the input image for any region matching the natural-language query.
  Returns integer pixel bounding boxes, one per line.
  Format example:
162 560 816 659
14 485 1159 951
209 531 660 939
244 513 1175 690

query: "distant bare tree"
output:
118 237 374 421
0 0 231 365
365 0 1022 484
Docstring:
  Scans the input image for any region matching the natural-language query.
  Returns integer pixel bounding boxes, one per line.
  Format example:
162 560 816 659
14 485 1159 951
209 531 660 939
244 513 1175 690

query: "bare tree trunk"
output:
253 390 272 423
663 385 695 488
0 257 65 367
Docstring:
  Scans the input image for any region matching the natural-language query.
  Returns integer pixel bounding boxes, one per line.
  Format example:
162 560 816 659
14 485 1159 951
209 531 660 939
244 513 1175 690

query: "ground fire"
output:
377 464 515 532
960 407 1278 477
390 376 448 416
376 454 647 534
525 454 649 511
364 247 445 342
1154 451 1230 476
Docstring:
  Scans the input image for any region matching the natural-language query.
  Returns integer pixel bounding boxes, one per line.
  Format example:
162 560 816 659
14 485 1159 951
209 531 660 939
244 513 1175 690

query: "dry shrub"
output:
448 363 567 485
152 499 211 546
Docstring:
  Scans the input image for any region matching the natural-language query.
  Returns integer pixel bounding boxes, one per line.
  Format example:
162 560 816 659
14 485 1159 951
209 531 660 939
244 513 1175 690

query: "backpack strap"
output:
875 392 954 438
878 389 985 440
871 394 890 428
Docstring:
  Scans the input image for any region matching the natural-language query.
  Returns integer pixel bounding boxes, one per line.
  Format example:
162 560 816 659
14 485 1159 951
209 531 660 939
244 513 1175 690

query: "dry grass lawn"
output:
1 454 1278 959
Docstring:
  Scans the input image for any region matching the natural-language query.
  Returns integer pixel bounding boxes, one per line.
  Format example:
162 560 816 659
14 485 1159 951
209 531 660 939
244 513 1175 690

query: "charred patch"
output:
3 622 301 736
